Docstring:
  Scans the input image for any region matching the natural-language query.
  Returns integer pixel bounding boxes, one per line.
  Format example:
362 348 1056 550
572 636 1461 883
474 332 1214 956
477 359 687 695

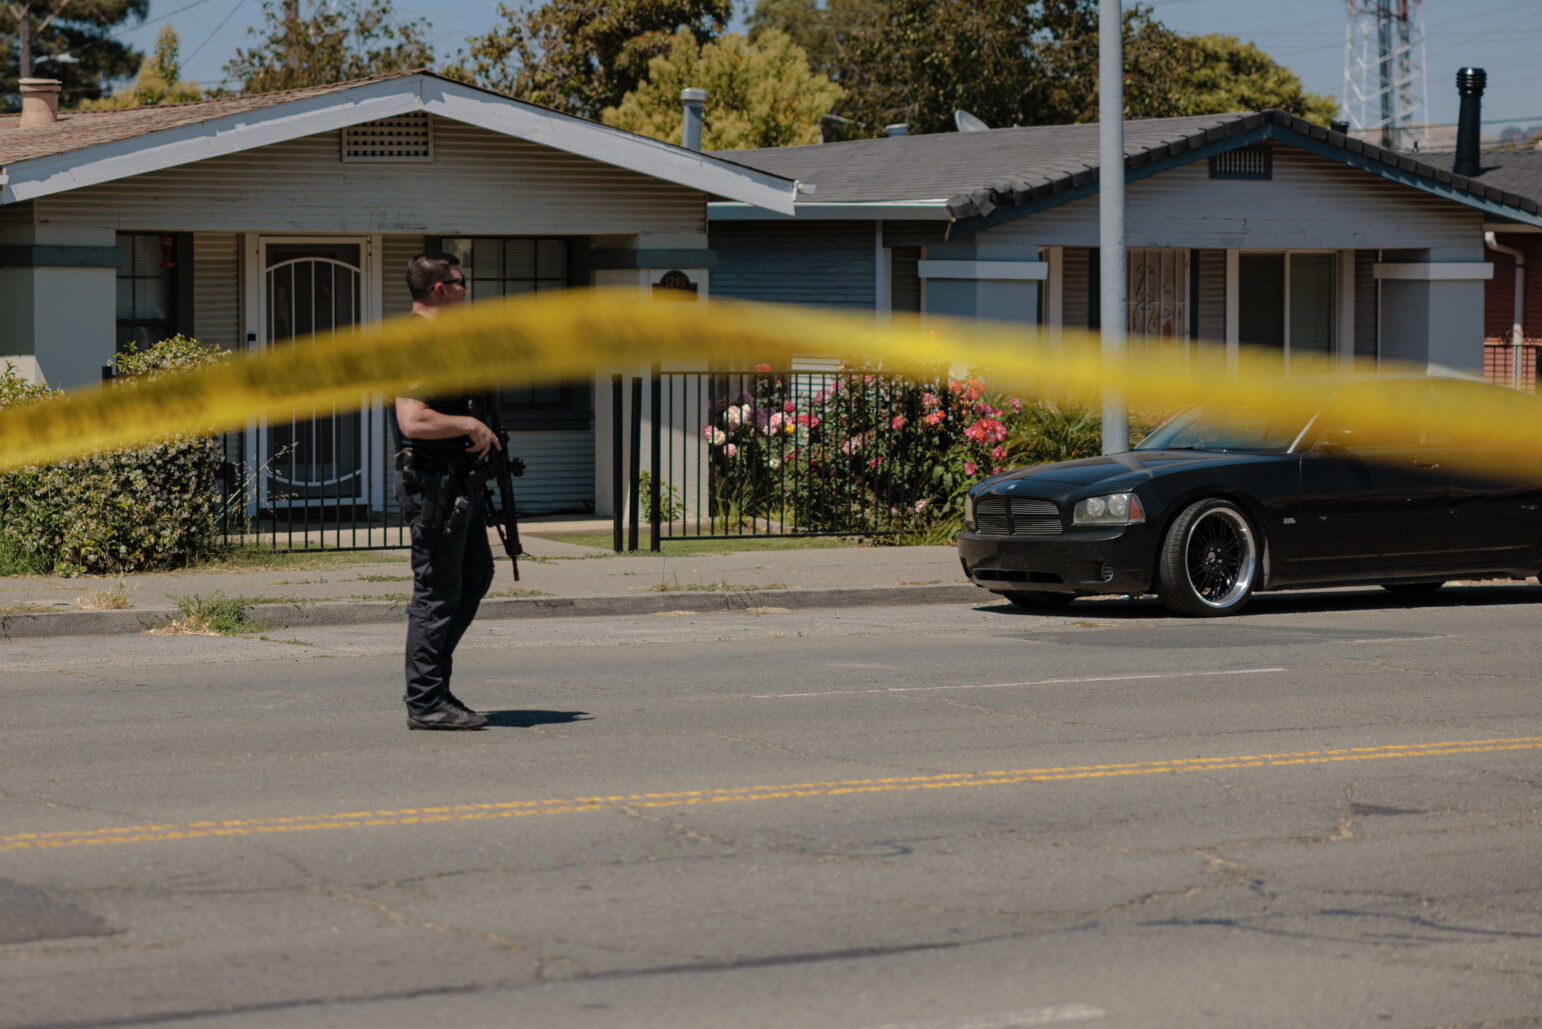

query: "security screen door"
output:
258 241 367 508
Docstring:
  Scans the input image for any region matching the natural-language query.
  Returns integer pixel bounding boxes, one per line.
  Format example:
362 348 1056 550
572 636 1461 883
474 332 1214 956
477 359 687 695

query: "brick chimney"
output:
19 78 63 128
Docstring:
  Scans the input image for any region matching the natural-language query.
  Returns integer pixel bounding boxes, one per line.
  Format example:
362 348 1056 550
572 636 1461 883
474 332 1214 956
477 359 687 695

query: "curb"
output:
0 584 988 639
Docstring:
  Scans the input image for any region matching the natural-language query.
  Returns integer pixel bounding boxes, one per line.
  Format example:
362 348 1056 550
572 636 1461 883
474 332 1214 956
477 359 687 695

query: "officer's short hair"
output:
407 251 462 301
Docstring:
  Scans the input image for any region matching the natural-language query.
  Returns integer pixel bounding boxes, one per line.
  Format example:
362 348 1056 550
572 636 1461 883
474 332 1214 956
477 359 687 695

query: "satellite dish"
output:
954 110 990 133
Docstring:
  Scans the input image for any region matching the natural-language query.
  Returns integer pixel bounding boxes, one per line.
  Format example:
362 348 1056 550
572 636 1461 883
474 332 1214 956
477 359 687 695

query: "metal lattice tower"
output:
1342 0 1430 151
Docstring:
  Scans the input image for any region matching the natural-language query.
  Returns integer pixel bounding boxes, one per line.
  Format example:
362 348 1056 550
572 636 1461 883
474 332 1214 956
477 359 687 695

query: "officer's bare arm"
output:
395 397 501 458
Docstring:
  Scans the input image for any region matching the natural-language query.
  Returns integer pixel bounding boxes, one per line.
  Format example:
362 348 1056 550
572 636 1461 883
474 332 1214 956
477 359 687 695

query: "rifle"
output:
454 395 526 580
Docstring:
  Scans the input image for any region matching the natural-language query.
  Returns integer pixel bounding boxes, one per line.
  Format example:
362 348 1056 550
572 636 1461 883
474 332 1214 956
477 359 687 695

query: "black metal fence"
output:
619 365 954 549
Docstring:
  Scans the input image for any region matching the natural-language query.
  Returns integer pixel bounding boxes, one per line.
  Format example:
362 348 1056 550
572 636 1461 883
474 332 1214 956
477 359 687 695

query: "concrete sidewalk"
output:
0 519 983 638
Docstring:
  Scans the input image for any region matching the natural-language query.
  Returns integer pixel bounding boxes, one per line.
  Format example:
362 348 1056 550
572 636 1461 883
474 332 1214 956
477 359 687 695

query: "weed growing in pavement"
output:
75 575 136 610
151 592 295 636
486 587 554 598
349 574 412 582
647 580 789 593
348 593 410 603
0 601 56 615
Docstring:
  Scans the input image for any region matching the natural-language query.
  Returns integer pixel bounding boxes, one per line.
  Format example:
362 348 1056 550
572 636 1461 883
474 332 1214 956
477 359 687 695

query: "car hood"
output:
986 450 1271 496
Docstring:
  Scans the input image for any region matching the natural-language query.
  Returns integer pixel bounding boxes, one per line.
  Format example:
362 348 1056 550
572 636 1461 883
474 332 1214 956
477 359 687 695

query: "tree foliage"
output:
1169 34 1337 124
2 0 145 109
463 0 730 120
602 29 842 150
224 0 433 93
79 25 200 109
750 0 1336 138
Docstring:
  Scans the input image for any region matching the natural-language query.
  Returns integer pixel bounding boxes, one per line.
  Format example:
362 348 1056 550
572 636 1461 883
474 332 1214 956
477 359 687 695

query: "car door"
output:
1293 381 1453 579
1433 380 1542 572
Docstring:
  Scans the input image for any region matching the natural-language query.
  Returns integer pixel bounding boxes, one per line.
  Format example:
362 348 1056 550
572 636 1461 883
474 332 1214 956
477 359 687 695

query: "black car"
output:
958 376 1542 617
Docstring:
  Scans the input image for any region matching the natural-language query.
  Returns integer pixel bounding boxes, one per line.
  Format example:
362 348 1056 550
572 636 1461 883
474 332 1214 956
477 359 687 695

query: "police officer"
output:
393 252 499 730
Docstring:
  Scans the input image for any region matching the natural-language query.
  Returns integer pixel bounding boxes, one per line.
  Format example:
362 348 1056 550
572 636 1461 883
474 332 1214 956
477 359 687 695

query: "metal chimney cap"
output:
1456 68 1487 95
681 88 707 104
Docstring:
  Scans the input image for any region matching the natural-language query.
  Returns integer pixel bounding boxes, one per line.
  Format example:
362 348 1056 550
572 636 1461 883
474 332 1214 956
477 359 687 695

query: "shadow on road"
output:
483 709 594 728
975 582 1542 620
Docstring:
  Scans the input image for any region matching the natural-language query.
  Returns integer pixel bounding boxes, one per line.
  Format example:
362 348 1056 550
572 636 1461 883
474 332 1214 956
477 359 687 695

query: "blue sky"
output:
105 0 1542 132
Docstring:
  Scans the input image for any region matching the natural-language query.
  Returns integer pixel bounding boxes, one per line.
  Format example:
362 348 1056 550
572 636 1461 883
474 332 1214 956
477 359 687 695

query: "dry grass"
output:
75 576 136 610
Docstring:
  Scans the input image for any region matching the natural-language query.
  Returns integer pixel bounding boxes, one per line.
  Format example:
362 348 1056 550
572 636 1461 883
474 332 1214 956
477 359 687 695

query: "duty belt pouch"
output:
400 452 459 533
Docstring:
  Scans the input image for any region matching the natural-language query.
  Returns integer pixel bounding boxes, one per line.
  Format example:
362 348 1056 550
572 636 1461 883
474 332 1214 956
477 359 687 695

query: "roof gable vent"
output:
1210 145 1272 180
342 113 433 163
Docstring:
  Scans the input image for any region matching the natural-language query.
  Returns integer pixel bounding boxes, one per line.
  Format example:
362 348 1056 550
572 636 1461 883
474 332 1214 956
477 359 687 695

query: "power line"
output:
182 0 249 65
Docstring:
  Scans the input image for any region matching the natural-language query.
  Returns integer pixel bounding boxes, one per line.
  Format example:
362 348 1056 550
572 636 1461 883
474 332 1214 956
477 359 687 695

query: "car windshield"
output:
1135 402 1309 453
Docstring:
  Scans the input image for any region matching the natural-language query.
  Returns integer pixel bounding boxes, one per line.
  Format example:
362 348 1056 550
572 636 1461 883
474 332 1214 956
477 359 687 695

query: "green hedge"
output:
0 336 227 576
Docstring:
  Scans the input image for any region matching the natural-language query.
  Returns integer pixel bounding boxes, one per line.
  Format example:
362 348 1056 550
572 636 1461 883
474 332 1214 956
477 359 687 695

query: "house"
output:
707 110 1542 378
1468 149 1542 391
0 71 797 519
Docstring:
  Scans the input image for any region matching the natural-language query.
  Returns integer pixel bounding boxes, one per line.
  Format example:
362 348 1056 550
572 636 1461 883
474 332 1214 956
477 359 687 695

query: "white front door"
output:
255 238 373 509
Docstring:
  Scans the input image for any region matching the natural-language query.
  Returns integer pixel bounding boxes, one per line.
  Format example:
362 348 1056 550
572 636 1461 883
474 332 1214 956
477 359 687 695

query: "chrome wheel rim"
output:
1184 507 1256 609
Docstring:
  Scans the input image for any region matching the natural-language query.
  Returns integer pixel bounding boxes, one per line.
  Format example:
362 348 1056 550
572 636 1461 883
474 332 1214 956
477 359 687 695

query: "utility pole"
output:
1099 0 1127 455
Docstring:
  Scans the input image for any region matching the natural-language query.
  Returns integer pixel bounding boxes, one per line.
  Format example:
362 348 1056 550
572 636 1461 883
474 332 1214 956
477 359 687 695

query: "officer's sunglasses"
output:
439 275 466 289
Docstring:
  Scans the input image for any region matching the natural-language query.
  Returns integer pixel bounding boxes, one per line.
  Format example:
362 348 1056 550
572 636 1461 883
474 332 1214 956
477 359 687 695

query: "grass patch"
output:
150 592 298 636
187 545 401 573
0 601 57 615
648 580 789 593
487 587 554 598
75 575 136 610
348 593 410 603
540 532 859 555
350 573 412 582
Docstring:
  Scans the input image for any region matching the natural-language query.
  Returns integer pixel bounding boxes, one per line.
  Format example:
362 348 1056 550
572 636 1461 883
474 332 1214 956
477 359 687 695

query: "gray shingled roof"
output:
0 73 413 166
712 109 1542 223
1450 149 1542 207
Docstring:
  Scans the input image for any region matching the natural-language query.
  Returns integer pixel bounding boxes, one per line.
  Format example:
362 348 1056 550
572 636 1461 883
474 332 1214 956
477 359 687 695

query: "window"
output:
1238 252 1338 371
115 233 180 354
1127 248 1189 349
1210 146 1272 180
439 237 589 430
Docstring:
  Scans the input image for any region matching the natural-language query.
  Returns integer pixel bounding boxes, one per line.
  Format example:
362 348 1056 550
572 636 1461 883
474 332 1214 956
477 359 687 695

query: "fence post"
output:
612 374 623 553
650 362 662 552
628 376 642 553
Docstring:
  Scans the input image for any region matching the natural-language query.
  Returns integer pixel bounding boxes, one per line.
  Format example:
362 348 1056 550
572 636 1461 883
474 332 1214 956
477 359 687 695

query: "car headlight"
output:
1073 492 1145 526
964 491 976 530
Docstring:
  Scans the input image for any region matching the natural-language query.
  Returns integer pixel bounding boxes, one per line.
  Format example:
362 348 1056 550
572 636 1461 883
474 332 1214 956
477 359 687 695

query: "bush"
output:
0 336 228 576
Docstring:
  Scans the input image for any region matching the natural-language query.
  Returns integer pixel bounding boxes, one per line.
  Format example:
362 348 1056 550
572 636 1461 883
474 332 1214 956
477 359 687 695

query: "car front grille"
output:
975 496 1063 536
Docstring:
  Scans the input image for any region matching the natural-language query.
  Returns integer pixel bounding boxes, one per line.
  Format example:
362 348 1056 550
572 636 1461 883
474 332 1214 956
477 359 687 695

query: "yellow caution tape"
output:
0 288 1539 476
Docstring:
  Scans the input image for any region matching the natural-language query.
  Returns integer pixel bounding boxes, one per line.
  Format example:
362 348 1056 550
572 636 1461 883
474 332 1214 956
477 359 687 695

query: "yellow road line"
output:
4 736 1539 853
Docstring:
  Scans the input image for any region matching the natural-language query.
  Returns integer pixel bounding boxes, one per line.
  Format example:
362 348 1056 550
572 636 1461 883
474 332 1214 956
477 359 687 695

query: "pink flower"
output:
922 392 939 408
914 499 928 513
890 415 906 430
992 445 1005 460
724 443 738 458
965 461 977 476
870 456 882 469
1009 397 1023 413
923 411 944 427
783 400 796 413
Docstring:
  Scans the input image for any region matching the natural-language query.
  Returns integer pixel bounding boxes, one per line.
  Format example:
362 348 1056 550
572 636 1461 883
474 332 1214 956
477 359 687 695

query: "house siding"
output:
192 232 242 351
1355 250 1379 363
989 145 1484 256
32 119 706 240
1483 233 1542 390
709 221 875 308
1194 249 1227 342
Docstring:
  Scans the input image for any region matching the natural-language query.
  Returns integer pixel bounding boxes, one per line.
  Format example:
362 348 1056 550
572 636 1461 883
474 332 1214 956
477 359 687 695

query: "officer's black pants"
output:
396 471 494 715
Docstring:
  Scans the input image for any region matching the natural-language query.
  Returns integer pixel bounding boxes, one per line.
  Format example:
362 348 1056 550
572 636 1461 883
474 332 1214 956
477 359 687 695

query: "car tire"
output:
1158 498 1261 617
1001 590 1076 609
1381 582 1445 594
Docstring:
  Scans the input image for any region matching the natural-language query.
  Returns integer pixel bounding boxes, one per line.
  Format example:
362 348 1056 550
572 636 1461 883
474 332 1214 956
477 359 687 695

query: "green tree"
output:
463 0 730 120
1168 34 1337 123
224 0 433 93
824 0 1334 138
746 0 875 80
79 25 200 109
2 0 145 109
603 29 842 150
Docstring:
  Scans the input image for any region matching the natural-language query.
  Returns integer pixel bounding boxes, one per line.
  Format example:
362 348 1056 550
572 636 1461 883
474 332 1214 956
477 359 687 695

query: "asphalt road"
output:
4 586 1542 1029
